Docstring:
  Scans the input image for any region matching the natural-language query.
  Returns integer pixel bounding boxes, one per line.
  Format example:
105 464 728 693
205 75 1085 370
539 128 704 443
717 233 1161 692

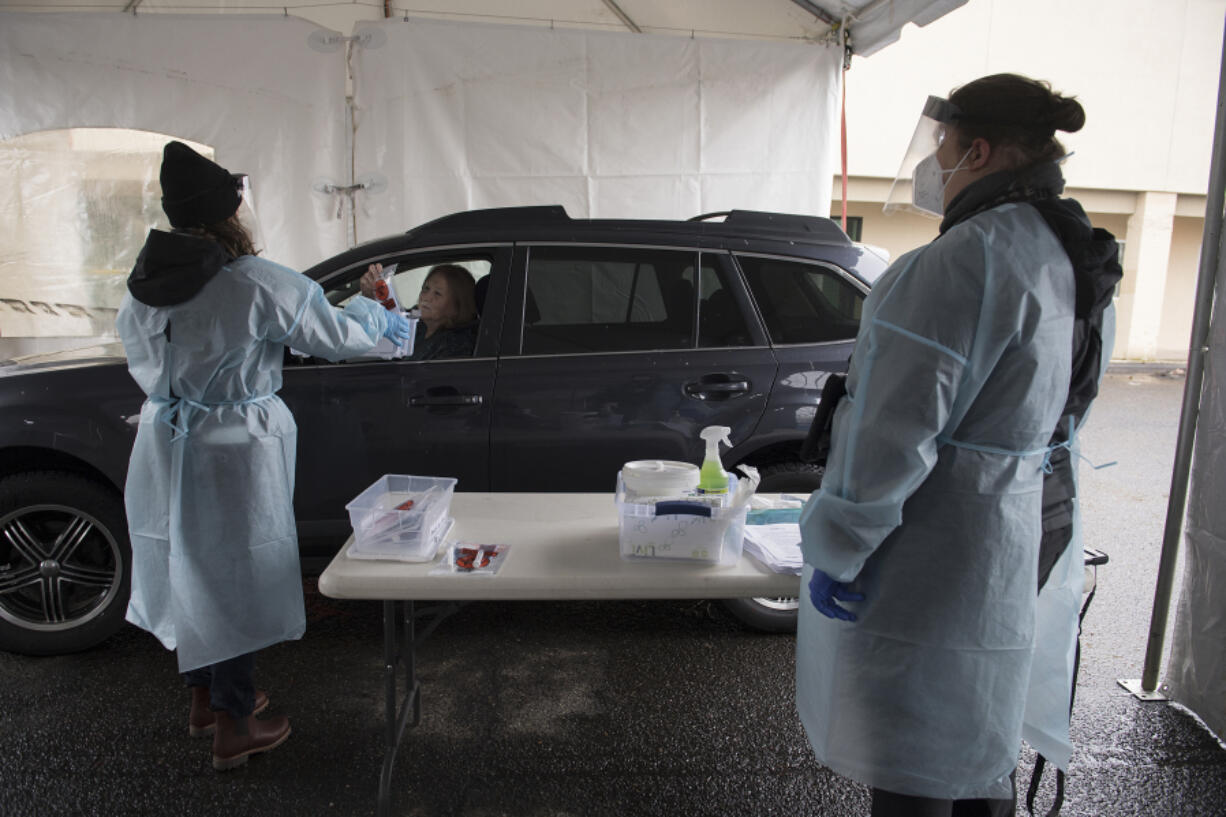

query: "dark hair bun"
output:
1046 95 1086 134
947 74 1085 165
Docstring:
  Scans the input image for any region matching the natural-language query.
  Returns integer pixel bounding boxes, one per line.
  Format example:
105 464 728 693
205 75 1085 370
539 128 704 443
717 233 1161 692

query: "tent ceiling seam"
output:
788 0 838 26
600 0 641 34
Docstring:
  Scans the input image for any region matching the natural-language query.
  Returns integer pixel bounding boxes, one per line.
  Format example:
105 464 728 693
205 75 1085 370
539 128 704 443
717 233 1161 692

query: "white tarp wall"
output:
1166 260 1226 742
0 12 349 317
0 12 840 345
350 19 839 235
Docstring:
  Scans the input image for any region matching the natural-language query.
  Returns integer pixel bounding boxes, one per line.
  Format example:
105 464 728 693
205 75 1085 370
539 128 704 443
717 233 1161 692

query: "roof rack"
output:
409 205 571 236
720 210 847 240
406 204 848 244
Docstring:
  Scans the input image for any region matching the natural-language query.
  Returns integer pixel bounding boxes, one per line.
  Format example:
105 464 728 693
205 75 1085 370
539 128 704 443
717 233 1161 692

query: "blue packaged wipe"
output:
746 507 803 525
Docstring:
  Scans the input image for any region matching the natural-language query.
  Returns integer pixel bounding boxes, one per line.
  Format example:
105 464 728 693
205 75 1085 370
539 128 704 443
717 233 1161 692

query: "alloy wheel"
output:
0 504 123 632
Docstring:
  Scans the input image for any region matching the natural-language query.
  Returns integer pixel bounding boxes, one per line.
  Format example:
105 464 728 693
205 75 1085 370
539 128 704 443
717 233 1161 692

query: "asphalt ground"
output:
2 368 1224 817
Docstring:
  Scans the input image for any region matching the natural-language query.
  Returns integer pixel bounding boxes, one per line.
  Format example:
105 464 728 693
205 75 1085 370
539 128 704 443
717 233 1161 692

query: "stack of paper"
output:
742 523 804 575
741 496 807 575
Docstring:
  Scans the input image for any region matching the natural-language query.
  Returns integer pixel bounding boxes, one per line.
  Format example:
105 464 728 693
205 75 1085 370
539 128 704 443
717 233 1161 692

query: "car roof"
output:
305 205 868 283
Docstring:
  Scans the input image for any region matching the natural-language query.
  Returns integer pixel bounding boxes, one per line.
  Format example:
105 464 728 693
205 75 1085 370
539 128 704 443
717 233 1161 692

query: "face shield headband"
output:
883 96 966 218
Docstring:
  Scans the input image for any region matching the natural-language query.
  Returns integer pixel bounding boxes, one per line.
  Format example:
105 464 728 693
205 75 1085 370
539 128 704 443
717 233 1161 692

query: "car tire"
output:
753 459 824 494
0 471 132 656
720 460 823 633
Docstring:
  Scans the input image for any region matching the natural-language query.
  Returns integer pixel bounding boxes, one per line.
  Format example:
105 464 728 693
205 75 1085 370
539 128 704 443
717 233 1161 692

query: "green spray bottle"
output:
698 426 732 494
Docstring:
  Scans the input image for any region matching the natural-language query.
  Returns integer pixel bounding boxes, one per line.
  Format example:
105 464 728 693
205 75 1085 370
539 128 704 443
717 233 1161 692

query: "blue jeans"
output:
183 651 256 719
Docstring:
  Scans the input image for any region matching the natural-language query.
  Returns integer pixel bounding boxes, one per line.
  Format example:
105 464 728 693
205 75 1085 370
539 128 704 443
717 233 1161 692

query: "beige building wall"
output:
1161 214 1207 358
835 0 1224 362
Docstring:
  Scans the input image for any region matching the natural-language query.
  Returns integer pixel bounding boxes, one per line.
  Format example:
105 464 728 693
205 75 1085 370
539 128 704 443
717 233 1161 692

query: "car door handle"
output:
409 394 484 407
684 379 750 398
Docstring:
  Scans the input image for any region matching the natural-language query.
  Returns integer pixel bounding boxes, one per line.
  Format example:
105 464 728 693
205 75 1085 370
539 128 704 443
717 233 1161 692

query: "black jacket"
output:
126 229 229 308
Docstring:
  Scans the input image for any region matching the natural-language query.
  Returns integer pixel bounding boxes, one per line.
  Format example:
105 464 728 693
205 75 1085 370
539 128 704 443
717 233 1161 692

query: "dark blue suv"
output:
0 206 884 655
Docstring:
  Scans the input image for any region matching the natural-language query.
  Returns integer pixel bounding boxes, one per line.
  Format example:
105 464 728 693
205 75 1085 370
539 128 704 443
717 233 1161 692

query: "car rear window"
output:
737 255 864 345
523 246 697 354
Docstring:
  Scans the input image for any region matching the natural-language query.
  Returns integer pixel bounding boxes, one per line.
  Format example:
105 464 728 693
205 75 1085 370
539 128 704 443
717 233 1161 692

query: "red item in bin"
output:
395 499 415 511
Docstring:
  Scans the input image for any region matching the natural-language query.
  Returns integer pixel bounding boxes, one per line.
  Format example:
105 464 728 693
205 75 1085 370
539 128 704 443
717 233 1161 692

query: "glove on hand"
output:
808 569 864 622
382 310 413 344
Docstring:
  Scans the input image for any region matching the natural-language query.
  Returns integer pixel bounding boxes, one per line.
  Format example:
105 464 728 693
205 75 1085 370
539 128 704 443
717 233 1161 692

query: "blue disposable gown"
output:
117 255 388 672
796 202 1076 800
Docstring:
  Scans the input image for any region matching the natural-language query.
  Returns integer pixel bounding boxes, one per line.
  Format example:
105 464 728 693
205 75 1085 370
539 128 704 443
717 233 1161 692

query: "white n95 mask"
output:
910 151 970 217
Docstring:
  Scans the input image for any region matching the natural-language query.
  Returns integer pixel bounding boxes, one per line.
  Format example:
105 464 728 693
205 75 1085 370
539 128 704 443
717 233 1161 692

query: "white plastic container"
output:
616 473 747 566
621 459 700 500
345 474 457 561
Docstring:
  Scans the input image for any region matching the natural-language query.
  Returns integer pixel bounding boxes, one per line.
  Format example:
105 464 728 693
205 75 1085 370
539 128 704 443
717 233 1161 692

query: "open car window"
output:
315 255 493 363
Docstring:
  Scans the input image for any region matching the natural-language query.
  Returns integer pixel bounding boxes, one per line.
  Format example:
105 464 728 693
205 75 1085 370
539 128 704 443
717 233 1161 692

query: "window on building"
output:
831 215 863 242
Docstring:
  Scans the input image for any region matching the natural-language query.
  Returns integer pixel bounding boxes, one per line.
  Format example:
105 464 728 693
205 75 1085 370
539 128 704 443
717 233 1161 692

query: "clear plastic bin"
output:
345 474 457 561
616 473 747 566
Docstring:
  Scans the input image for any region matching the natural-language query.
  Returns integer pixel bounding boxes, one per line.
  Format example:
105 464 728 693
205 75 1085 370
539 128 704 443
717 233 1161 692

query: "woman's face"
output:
418 273 456 328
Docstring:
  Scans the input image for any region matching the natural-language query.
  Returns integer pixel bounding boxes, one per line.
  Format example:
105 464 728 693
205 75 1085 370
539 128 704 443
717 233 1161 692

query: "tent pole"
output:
1125 13 1226 697
345 41 357 247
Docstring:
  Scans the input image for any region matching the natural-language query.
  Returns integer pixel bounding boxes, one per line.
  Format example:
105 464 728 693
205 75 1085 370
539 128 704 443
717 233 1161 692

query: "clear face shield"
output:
233 174 265 254
883 96 963 218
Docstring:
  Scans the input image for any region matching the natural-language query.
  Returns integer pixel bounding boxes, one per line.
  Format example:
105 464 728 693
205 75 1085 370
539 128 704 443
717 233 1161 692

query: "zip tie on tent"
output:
308 28 387 53
314 176 388 221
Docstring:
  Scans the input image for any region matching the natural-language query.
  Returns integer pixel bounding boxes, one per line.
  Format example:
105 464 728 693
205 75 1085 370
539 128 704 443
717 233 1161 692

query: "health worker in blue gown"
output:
117 142 412 771
796 74 1117 816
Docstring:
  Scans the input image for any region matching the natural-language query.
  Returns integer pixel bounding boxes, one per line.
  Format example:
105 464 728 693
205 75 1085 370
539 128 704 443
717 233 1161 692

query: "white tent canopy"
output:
0 0 970 56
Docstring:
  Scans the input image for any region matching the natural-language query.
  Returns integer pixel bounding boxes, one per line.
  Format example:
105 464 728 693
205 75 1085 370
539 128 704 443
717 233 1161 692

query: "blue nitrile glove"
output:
808 569 865 621
382 310 413 344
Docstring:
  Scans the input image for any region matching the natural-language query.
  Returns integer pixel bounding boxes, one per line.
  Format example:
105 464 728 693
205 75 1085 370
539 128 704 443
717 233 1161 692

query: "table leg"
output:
377 599 420 817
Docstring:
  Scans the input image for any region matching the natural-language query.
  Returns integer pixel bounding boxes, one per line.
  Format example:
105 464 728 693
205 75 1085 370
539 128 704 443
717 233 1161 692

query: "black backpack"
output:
1026 198 1122 817
1031 197 1122 592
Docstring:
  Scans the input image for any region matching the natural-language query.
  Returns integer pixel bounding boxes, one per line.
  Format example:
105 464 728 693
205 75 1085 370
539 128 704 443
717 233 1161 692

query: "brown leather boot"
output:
189 687 270 737
211 710 291 771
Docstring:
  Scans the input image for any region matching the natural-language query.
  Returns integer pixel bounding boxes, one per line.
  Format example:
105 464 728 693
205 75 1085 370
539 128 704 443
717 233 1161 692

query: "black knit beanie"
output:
159 141 241 228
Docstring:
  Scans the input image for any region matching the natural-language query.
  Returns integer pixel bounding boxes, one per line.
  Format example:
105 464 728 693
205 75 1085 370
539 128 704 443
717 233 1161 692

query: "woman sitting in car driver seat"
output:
363 263 479 361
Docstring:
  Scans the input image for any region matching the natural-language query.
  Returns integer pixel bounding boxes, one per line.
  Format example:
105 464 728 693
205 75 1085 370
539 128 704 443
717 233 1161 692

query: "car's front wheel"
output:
0 471 131 655
721 460 823 633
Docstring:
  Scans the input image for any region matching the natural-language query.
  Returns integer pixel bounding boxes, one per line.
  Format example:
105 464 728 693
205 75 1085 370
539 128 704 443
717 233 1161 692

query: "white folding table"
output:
318 492 801 817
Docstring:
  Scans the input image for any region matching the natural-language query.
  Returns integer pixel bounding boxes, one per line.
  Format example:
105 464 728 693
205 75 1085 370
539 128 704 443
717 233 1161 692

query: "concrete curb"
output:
1106 360 1187 376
